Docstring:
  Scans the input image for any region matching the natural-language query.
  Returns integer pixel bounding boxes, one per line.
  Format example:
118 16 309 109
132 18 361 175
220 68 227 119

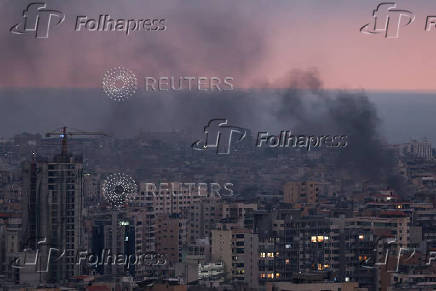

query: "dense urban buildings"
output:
0 133 436 290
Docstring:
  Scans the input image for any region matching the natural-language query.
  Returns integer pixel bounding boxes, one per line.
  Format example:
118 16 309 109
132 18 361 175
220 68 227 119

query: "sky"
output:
1 0 436 91
0 0 436 145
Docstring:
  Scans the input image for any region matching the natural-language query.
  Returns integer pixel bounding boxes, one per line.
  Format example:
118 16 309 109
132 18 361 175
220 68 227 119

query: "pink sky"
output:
1 0 436 91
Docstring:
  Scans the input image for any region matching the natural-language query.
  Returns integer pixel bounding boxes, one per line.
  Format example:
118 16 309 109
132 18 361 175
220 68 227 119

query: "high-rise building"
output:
283 181 319 207
397 139 433 160
22 151 84 283
155 213 187 264
211 226 259 289
187 196 221 242
221 201 257 229
88 210 135 276
132 183 221 269
0 215 22 282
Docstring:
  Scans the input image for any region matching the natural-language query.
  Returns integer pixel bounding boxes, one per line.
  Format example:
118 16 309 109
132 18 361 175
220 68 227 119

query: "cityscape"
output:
0 128 435 291
2 0 436 290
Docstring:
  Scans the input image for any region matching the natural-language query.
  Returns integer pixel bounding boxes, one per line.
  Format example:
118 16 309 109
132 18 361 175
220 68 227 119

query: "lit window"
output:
267 252 274 258
275 273 280 278
359 234 364 240
285 259 290 264
311 235 327 243
260 252 266 258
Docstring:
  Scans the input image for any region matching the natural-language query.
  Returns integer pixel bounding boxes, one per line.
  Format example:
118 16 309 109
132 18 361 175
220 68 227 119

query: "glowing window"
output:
359 255 368 261
317 264 323 270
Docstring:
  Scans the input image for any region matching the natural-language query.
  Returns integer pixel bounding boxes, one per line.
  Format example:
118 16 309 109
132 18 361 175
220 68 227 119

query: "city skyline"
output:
1 0 436 290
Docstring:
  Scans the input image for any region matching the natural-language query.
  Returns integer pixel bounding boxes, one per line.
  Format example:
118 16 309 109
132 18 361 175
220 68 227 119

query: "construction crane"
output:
45 126 107 156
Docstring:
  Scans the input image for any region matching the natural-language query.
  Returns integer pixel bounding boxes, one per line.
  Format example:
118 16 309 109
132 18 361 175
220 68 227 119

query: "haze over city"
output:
1 1 436 291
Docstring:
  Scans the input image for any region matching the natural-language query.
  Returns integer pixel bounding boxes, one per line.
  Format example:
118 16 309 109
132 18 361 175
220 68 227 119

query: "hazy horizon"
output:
0 88 434 145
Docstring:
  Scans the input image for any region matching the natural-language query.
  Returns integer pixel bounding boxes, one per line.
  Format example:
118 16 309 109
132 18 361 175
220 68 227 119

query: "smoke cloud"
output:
0 70 405 193
0 0 406 192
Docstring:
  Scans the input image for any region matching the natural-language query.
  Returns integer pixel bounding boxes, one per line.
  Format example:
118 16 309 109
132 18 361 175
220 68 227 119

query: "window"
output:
311 236 325 243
